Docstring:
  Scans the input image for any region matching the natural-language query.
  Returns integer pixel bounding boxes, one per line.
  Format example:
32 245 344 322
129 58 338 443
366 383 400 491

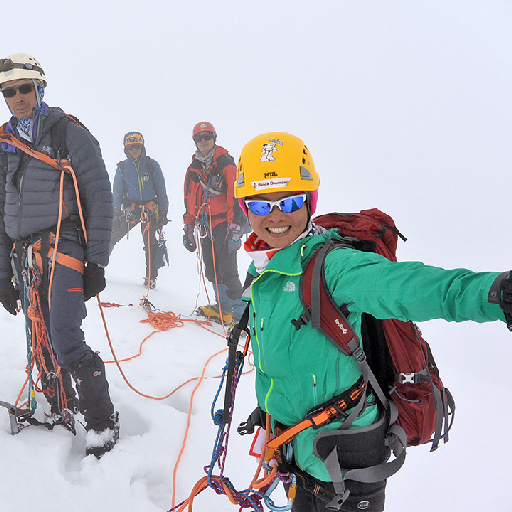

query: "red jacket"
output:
183 145 244 229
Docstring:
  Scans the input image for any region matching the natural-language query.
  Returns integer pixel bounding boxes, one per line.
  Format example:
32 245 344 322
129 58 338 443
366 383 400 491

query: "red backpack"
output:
296 208 455 450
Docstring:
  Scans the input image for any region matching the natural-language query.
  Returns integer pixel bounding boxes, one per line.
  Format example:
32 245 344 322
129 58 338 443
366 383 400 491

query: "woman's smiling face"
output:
247 191 308 248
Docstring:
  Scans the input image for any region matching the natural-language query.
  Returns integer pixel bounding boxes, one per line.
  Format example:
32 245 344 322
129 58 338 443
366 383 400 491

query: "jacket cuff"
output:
488 272 510 304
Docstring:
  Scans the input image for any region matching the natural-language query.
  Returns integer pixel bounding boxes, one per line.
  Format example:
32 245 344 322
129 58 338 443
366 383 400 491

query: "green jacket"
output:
246 229 503 481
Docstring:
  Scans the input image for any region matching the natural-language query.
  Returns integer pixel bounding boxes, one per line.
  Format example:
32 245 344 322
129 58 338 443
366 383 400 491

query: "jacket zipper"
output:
250 268 302 415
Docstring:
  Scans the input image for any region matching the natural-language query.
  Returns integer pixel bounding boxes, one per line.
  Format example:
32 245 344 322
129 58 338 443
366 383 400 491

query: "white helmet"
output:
0 53 46 87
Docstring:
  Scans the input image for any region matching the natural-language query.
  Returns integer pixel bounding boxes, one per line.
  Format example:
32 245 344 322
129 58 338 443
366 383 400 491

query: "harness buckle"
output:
397 372 417 384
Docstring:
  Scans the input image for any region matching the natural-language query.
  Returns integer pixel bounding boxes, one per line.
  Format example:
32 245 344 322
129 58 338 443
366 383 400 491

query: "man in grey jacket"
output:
0 53 117 457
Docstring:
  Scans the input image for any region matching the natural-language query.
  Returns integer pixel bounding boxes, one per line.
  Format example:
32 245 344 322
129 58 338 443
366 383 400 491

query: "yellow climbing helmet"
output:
123 131 145 147
235 132 319 199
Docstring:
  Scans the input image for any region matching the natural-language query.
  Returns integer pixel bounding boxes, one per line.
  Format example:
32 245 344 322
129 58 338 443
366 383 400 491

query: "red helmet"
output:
192 122 216 139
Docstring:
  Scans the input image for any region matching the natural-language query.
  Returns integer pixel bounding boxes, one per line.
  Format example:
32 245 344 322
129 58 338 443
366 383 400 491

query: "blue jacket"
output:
112 148 168 212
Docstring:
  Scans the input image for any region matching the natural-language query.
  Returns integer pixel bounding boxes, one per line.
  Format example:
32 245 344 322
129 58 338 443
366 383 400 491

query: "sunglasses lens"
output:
19 83 33 94
246 201 271 216
194 132 213 143
2 88 16 98
280 195 305 213
246 195 306 216
1 82 33 98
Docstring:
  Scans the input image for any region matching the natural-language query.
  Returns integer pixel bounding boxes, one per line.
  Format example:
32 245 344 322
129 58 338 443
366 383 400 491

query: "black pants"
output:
199 221 242 297
110 207 158 280
290 479 386 512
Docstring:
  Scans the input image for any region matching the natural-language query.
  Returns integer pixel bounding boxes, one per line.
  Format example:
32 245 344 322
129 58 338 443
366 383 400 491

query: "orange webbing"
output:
48 247 85 274
250 413 277 490
27 237 84 274
266 419 312 454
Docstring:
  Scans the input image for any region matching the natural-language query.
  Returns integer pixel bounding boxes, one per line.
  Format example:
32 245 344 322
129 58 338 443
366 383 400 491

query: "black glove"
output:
157 211 169 229
0 277 20 315
500 272 512 330
183 224 197 252
83 263 106 301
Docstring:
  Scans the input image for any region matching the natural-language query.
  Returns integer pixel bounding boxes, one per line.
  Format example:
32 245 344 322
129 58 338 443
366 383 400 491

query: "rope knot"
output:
213 409 224 426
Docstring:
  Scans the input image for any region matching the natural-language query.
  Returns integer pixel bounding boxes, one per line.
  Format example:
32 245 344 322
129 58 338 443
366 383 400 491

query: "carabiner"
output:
264 474 296 512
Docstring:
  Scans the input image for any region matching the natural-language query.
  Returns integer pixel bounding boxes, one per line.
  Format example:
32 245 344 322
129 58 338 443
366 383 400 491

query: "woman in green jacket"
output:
234 132 510 512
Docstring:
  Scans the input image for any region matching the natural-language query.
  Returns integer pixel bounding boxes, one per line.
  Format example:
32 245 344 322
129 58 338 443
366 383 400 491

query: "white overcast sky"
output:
2 0 511 269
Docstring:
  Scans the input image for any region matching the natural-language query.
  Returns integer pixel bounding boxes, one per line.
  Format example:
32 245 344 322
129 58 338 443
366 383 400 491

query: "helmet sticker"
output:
260 138 283 162
251 177 291 191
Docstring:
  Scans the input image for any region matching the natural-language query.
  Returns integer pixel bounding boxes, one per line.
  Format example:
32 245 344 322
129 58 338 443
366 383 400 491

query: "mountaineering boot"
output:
195 303 233 324
70 352 118 458
85 411 119 459
143 276 156 289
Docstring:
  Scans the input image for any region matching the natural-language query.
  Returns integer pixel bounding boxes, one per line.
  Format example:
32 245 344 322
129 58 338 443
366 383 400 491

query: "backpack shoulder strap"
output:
50 114 89 160
50 116 69 159
293 239 358 355
145 156 154 176
0 124 7 170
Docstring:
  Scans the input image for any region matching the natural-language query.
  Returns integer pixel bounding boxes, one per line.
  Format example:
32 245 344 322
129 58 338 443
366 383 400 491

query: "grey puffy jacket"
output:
0 108 113 279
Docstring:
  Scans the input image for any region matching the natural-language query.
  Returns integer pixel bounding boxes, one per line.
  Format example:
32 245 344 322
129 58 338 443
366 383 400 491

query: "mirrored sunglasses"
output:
1 82 34 98
194 132 214 143
245 194 306 216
